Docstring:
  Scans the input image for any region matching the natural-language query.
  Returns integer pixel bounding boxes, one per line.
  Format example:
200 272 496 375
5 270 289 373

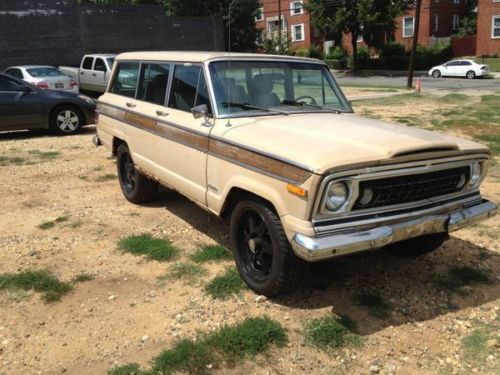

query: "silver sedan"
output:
3 65 79 93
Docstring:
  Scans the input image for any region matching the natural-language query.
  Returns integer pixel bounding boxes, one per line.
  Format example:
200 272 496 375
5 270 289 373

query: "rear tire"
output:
432 69 441 78
230 199 302 297
49 105 83 135
116 144 158 204
386 233 448 257
466 70 476 79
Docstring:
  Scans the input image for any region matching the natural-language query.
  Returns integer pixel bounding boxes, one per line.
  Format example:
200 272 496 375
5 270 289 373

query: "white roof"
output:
8 65 56 70
85 54 117 58
116 51 322 64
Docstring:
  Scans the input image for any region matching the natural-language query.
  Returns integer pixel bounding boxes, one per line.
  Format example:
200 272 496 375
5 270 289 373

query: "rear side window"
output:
110 62 140 98
168 65 211 113
94 58 107 72
137 63 170 106
82 57 94 70
5 68 23 79
461 61 472 66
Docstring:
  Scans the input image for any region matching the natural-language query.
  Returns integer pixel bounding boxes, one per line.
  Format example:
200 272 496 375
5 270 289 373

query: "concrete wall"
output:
0 0 224 70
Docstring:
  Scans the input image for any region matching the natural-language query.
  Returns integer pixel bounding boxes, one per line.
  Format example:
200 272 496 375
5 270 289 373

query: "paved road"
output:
336 75 500 91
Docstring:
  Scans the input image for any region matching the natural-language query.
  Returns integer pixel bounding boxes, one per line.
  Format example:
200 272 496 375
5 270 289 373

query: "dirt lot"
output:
0 92 499 375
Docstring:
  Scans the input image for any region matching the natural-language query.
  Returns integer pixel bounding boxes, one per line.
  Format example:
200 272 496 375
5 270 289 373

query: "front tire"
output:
230 199 302 297
466 70 476 79
386 233 448 257
116 144 158 204
49 105 83 135
432 69 441 78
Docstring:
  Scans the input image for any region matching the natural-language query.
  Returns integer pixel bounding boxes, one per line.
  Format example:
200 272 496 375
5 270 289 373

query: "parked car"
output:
60 54 116 93
95 52 497 296
429 59 490 79
0 72 95 134
3 65 79 93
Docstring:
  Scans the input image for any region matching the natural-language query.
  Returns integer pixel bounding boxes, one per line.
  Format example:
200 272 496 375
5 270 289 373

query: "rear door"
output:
80 56 95 90
4 68 24 80
0 75 44 130
93 58 109 92
443 61 461 76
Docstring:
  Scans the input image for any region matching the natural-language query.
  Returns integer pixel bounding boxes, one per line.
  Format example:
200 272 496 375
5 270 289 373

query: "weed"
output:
160 263 207 284
118 234 178 261
353 292 392 319
0 270 72 302
111 316 286 375
462 322 500 372
0 156 26 166
37 216 69 230
303 315 361 350
96 174 118 182
204 267 246 300
435 266 491 293
78 175 88 181
72 273 94 283
28 150 61 160
190 245 232 263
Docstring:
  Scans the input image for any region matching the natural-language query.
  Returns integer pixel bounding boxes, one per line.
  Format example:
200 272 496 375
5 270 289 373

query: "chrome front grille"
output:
352 166 470 210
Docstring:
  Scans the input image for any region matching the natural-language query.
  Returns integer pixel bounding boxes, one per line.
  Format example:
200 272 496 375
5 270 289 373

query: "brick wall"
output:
0 0 224 70
477 0 500 56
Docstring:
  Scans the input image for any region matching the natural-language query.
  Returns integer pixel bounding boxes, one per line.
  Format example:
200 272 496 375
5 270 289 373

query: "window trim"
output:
492 15 500 39
291 23 305 42
434 14 439 33
290 1 304 16
135 61 173 107
452 15 460 30
93 58 107 72
402 16 415 38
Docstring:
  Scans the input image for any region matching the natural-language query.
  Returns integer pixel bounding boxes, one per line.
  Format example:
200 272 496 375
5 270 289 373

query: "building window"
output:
357 24 364 43
433 14 439 32
403 17 414 38
452 15 460 30
493 16 500 39
453 0 460 4
255 7 264 22
291 1 304 16
291 24 305 42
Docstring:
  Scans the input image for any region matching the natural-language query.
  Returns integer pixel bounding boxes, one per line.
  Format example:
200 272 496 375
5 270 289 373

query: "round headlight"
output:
326 182 348 211
469 162 482 187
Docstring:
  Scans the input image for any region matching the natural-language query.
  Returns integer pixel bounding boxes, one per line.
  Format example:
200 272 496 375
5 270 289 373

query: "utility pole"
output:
407 0 422 89
278 0 282 53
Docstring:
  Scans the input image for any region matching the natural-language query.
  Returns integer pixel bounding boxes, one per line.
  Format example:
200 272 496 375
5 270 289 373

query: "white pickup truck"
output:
60 54 116 93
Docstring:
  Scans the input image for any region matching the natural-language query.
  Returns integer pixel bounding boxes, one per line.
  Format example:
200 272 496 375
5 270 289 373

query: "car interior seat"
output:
250 74 281 107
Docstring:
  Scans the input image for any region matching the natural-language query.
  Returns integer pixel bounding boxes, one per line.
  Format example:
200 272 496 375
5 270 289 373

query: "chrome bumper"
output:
292 200 497 262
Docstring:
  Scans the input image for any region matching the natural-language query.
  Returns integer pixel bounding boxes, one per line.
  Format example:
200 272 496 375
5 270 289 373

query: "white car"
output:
3 65 79 93
429 59 490 79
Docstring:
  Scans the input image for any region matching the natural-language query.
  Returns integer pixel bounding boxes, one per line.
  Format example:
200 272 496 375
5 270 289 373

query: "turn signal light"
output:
37 82 49 89
287 184 307 197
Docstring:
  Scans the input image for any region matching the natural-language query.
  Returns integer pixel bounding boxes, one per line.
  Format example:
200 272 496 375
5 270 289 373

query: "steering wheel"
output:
295 95 317 105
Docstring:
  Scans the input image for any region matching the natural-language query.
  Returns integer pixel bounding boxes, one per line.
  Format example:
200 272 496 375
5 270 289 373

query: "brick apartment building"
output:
255 0 318 50
476 0 500 55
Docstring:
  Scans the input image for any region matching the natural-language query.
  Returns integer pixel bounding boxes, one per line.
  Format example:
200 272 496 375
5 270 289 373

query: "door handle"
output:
92 73 97 77
156 110 169 117
126 102 136 108
80 72 85 75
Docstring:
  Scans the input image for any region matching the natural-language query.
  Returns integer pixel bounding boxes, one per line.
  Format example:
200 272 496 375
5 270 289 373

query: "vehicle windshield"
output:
27 67 64 78
209 60 351 117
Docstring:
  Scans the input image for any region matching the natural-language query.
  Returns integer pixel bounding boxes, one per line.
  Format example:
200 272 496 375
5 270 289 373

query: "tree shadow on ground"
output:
152 189 499 336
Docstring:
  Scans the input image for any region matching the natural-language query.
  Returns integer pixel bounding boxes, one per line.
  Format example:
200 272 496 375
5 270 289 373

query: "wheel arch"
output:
112 137 128 156
220 185 282 220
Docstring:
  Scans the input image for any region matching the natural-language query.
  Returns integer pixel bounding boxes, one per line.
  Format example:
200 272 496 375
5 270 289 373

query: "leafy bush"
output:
307 45 323 59
380 42 405 58
294 47 309 57
356 46 370 60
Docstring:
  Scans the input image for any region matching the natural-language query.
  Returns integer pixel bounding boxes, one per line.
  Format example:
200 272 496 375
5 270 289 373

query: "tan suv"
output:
95 52 497 296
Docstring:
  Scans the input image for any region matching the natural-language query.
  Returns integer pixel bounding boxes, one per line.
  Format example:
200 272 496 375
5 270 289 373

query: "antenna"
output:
226 0 233 127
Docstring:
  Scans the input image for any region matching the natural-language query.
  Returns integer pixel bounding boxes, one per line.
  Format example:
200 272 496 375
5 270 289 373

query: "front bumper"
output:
292 199 497 262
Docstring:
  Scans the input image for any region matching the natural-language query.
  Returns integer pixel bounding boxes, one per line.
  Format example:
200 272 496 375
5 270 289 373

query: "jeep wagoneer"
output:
95 52 497 296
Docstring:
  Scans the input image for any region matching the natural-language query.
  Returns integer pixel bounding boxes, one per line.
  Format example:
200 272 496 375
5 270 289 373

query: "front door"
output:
0 75 44 130
443 61 461 76
93 58 108 92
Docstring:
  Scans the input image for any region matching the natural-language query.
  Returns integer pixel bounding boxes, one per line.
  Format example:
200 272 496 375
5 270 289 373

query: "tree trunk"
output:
407 0 422 88
351 31 358 71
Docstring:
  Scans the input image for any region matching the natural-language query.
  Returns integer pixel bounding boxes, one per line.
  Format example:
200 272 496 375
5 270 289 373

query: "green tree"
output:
305 0 413 69
455 0 477 36
163 0 260 52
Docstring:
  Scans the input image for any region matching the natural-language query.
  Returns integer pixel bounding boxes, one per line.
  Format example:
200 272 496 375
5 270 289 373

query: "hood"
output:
216 113 488 174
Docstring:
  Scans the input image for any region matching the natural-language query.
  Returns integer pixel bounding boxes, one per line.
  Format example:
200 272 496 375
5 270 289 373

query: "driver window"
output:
94 58 107 72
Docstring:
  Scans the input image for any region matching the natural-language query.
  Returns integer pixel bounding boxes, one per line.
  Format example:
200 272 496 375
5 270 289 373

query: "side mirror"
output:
191 104 208 119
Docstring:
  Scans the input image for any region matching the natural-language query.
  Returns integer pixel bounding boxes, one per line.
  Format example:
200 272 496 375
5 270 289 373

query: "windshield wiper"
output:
282 99 342 114
222 102 289 115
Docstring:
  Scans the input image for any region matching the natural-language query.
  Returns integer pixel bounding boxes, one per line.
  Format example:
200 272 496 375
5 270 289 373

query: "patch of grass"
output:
204 267 246 300
190 245 232 263
78 175 88 181
37 216 69 230
118 234 178 261
303 315 361 351
462 323 500 372
28 150 61 160
392 115 423 127
356 92 427 107
0 156 26 166
353 292 392 319
111 316 286 375
475 134 500 156
160 262 207 284
435 266 491 293
437 93 470 104
96 174 118 182
72 273 94 283
0 270 72 303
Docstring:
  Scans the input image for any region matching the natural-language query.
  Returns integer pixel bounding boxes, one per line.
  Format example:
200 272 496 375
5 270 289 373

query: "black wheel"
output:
230 199 302 296
386 233 448 257
466 70 476 79
116 144 158 204
432 69 441 78
49 105 83 135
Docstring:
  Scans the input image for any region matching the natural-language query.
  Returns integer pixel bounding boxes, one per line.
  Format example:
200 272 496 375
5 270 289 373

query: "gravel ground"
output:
0 124 498 375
